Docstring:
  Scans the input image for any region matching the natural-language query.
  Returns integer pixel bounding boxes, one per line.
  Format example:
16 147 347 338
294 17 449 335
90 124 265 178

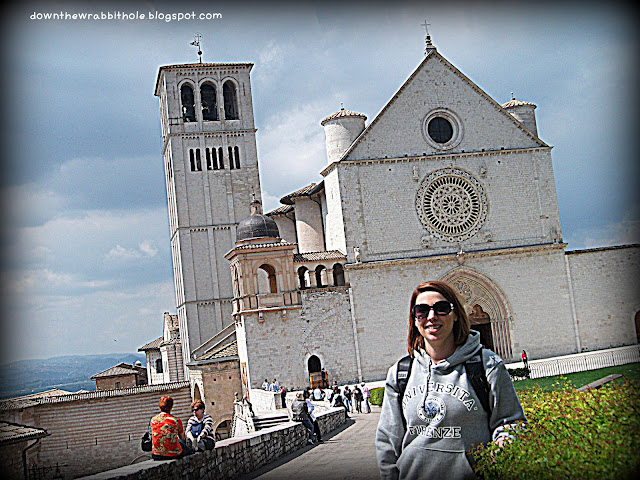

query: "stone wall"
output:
241 287 358 390
0 383 192 479
78 407 347 480
566 245 639 351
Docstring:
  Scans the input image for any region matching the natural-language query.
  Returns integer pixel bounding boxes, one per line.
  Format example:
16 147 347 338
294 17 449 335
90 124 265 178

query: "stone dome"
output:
236 213 280 242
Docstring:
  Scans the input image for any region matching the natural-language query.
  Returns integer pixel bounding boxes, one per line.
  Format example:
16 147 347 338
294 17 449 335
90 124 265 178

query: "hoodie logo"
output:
417 395 446 426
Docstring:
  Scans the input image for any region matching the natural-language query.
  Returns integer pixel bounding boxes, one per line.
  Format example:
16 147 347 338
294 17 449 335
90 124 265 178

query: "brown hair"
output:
406 280 471 356
191 399 205 411
158 395 174 413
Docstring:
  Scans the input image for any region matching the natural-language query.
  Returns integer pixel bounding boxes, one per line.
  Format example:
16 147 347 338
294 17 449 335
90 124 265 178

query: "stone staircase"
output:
252 410 291 431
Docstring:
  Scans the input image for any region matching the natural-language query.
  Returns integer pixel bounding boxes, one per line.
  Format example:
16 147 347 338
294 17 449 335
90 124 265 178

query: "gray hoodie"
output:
376 331 526 480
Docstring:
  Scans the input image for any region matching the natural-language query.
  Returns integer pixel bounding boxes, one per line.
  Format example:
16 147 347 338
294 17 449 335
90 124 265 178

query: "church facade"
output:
154 38 639 396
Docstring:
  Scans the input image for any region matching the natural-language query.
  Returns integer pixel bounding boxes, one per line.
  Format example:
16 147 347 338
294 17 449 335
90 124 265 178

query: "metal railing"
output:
506 345 640 380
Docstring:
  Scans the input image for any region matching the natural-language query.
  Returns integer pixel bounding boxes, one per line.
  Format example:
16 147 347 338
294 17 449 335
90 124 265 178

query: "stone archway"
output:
441 268 514 361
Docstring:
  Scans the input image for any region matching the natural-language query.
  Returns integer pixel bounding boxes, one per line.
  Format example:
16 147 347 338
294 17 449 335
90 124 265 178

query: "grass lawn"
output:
513 361 640 391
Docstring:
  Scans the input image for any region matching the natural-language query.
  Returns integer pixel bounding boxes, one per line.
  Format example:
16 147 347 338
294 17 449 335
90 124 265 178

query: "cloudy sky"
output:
0 1 637 363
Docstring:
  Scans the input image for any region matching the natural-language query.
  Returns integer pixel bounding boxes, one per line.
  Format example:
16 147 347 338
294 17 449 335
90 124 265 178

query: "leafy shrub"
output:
508 367 531 380
369 387 384 406
471 379 640 479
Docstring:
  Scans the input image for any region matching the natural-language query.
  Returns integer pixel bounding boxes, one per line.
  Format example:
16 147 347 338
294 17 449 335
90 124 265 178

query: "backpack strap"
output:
464 350 491 416
396 355 413 430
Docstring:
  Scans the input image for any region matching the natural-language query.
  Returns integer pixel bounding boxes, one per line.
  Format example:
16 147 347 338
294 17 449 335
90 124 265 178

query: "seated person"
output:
151 395 193 460
186 399 216 452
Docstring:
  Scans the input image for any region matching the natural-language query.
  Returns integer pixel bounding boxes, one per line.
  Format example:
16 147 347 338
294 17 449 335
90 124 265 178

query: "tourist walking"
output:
269 378 280 392
362 383 371 413
280 385 287 408
262 379 270 390
343 385 352 412
376 280 526 480
353 385 363 413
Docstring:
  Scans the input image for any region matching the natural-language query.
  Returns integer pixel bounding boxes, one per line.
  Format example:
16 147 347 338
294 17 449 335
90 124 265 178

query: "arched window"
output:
223 81 239 120
180 84 196 122
155 358 163 374
193 383 202 401
233 146 240 169
218 147 225 169
257 264 277 294
200 83 218 121
315 265 328 288
308 355 321 374
189 149 202 171
333 263 345 286
298 267 310 289
228 146 235 170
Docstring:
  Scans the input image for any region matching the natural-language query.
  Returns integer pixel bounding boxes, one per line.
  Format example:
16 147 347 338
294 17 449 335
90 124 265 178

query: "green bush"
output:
507 366 530 380
369 387 384 406
471 379 640 479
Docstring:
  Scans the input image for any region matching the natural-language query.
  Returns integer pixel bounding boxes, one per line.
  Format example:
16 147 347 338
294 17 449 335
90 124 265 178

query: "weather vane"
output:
190 33 203 63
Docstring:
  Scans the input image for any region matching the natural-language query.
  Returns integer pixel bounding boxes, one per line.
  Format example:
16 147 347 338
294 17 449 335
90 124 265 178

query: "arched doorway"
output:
308 355 321 375
215 420 231 440
469 305 494 351
441 268 514 361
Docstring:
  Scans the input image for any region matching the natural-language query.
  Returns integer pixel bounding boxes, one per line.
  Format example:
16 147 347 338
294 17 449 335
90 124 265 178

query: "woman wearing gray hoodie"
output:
376 281 526 480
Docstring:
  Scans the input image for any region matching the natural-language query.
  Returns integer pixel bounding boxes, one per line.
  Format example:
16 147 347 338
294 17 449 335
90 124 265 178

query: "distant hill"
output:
0 353 146 399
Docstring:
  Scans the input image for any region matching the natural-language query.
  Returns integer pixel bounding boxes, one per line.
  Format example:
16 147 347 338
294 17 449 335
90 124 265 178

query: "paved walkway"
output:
239 406 382 480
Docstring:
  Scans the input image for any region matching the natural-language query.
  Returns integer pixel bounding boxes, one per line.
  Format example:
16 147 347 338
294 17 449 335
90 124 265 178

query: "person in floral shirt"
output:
151 395 192 460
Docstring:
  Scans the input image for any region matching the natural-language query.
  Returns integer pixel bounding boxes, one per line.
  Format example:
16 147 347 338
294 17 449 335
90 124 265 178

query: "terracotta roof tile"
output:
0 421 48 445
138 336 163 351
501 98 536 109
90 363 146 379
280 182 324 205
266 204 294 216
0 382 190 411
321 108 367 126
198 340 238 361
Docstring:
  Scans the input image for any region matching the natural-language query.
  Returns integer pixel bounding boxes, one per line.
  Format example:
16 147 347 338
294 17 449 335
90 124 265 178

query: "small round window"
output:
427 117 453 144
422 108 463 150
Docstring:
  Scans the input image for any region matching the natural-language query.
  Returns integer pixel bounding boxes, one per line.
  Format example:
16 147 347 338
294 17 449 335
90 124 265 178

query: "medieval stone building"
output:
152 36 639 399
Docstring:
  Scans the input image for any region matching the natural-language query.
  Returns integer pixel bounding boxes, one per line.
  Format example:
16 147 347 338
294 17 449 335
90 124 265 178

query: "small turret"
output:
502 94 538 137
321 105 366 164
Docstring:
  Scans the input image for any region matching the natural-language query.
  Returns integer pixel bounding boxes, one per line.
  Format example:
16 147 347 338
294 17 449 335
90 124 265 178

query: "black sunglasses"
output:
413 301 454 318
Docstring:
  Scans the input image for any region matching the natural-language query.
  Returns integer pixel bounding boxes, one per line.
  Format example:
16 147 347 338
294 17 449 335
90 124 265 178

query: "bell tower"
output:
155 61 262 377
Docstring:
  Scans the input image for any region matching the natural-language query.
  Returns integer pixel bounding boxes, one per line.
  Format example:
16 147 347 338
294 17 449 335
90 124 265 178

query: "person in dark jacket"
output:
290 392 316 444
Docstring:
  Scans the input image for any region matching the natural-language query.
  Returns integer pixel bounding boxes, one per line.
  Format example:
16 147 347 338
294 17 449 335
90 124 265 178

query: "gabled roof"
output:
0 421 48 446
90 363 145 379
339 49 546 162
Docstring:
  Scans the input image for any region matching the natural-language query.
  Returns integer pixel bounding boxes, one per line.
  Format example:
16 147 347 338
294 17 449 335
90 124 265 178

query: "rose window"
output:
415 168 487 242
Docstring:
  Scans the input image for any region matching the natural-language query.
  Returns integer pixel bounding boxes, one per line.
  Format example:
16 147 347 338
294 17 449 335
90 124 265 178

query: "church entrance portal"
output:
469 305 494 351
441 268 514 361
